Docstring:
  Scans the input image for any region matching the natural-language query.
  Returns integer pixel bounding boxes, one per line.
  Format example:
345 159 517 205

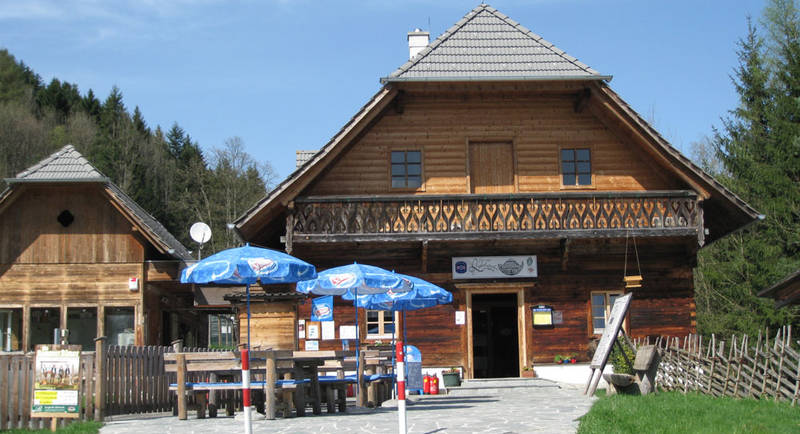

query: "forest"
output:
0 48 275 254
0 0 798 339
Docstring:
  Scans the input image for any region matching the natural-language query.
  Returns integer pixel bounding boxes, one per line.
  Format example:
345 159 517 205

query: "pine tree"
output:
697 7 799 337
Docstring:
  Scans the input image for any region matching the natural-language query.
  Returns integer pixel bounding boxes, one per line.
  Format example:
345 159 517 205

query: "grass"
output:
577 391 800 434
3 421 102 434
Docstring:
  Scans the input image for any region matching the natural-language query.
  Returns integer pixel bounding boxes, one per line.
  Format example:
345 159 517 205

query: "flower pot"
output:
442 372 461 387
521 370 535 378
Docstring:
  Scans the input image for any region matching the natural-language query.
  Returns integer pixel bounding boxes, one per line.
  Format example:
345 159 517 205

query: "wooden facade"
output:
0 147 197 352
234 6 759 378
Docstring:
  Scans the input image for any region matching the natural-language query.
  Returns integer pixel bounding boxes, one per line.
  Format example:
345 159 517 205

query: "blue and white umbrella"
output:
346 274 452 347
296 263 413 296
181 244 316 350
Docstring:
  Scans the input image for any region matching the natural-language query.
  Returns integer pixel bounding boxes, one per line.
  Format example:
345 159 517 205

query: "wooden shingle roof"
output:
383 3 609 83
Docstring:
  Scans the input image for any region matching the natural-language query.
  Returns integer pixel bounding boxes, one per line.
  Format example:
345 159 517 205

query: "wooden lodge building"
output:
0 145 205 352
233 4 760 379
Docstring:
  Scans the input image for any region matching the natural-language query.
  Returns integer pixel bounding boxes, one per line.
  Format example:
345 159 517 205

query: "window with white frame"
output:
366 310 395 339
591 291 624 334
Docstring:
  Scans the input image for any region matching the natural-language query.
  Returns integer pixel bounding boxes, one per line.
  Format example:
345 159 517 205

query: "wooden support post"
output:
94 336 107 422
357 350 367 407
421 241 428 274
285 202 295 255
176 353 187 420
265 351 276 420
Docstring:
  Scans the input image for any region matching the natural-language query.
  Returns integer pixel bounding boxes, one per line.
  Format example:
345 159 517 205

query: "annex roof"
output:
12 144 107 182
4 145 191 260
383 3 609 83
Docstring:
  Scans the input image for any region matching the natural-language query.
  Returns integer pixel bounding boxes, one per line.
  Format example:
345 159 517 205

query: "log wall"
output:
306 90 685 196
0 185 145 264
239 302 297 350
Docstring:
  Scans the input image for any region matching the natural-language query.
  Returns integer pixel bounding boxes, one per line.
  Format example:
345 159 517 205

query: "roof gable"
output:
3 145 191 260
11 145 106 182
383 3 608 83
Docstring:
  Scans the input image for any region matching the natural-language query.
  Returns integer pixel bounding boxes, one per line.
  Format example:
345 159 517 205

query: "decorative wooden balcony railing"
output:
288 191 702 243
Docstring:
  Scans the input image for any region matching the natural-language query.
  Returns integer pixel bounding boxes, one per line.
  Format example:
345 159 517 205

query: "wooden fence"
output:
1 344 221 429
637 326 800 405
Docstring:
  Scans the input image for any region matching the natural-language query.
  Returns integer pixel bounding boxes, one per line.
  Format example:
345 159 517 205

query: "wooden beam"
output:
285 201 295 255
560 238 571 271
421 240 429 274
573 88 591 113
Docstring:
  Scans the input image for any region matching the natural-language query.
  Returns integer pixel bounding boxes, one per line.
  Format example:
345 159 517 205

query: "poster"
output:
339 325 357 339
311 296 334 321
304 340 319 351
455 311 465 325
321 321 335 340
298 319 306 339
32 345 81 415
307 322 320 339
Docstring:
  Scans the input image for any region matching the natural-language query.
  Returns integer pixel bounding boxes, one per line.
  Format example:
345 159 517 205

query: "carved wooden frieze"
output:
291 192 700 238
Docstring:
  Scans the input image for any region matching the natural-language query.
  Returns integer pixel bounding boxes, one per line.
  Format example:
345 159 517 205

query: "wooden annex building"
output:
233 4 760 379
0 145 205 352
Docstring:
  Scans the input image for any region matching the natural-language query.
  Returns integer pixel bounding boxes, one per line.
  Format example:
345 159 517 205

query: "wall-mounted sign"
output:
128 277 139 291
452 256 537 279
532 305 553 327
455 311 466 325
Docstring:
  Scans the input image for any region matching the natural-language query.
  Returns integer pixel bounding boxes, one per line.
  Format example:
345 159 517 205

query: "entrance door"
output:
471 294 519 378
469 142 515 193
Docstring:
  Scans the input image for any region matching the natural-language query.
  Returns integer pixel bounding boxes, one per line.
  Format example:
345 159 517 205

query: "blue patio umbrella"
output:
346 274 452 346
181 244 317 350
296 263 413 403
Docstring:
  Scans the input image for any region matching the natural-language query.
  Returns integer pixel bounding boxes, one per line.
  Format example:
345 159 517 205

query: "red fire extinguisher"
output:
423 375 431 394
429 375 439 395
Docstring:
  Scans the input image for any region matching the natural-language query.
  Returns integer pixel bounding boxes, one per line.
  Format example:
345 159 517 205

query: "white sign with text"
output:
452 256 537 279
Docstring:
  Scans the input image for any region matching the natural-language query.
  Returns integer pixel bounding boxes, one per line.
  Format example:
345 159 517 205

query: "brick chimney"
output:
407 28 430 60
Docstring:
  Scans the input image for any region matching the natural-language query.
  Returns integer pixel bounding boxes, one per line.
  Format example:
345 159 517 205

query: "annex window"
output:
67 307 97 351
105 307 135 346
591 291 624 334
1 309 22 352
391 150 422 189
561 148 592 186
208 314 236 349
366 310 395 339
30 307 60 347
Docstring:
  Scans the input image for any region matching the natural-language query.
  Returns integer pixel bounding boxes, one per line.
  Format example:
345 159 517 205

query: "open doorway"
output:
471 293 519 378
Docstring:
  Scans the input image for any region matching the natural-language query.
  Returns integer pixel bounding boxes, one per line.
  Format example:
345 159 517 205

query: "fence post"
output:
94 337 106 422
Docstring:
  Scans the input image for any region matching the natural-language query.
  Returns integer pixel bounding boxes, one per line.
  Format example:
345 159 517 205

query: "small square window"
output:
390 150 423 189
366 309 395 338
561 148 591 186
591 291 624 334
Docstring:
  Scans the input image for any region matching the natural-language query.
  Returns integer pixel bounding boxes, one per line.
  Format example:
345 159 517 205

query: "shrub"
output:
609 341 635 374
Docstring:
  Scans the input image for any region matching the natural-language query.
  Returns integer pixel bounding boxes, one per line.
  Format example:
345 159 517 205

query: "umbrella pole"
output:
354 287 359 405
246 284 251 351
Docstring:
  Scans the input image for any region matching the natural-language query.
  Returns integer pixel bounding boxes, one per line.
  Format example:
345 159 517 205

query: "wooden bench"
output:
165 349 305 419
603 345 662 395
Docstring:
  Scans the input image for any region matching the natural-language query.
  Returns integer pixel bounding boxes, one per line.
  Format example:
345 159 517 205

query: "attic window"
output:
561 148 592 186
391 150 422 189
57 210 74 227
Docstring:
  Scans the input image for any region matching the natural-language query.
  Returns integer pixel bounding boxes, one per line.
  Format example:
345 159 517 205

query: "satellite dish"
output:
190 222 212 244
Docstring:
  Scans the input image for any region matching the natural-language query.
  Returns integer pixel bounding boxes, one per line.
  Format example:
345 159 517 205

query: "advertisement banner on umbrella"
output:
311 295 334 321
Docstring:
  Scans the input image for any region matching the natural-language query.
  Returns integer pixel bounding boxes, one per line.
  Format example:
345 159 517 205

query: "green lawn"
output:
578 391 799 434
3 421 102 434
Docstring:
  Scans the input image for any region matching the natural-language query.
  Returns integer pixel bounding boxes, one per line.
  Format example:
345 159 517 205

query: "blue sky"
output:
1 0 766 180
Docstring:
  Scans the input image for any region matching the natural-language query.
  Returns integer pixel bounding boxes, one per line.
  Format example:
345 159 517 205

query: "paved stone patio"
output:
100 379 596 434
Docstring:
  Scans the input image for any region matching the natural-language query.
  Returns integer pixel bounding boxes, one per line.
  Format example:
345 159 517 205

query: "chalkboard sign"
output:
404 345 423 391
585 293 632 396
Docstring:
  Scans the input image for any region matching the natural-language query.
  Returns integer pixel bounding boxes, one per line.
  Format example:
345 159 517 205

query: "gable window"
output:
591 291 624 334
391 150 422 189
366 310 395 339
561 148 592 186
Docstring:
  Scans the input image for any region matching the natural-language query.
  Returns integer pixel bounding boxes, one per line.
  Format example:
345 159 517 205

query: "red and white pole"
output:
241 348 252 434
396 341 407 434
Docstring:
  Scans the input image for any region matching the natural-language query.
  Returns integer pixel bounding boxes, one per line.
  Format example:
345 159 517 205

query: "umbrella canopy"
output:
180 244 316 351
181 244 316 285
347 275 452 311
296 263 413 296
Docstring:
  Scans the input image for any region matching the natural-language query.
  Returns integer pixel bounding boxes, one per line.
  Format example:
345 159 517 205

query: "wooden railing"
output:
0 344 218 430
290 191 701 241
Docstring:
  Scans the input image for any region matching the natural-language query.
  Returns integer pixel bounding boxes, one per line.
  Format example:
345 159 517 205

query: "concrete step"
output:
444 377 560 395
